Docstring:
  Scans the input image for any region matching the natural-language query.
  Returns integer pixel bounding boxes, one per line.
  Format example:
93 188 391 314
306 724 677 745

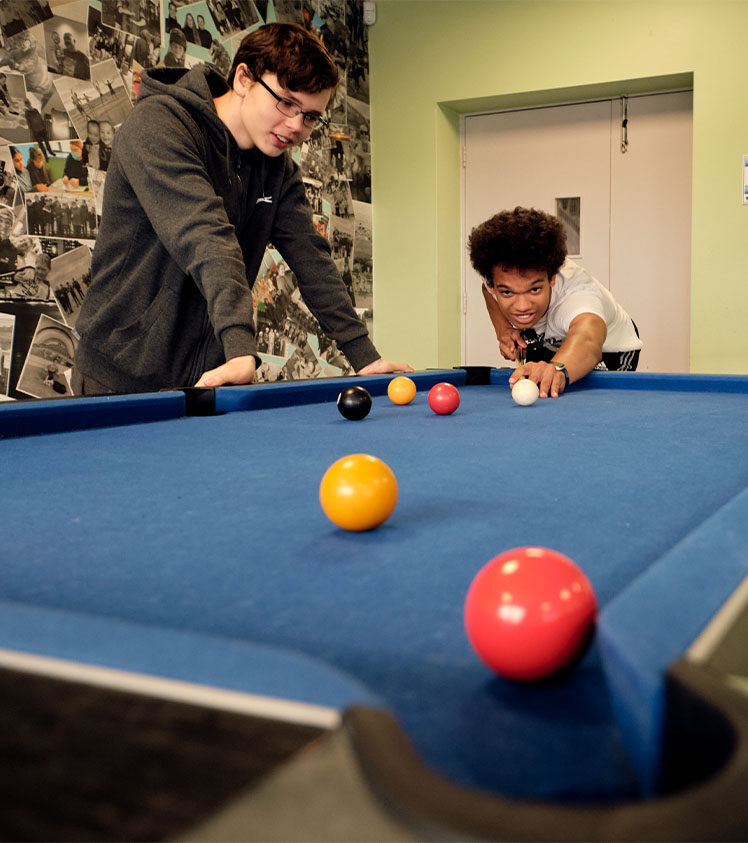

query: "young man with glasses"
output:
73 23 410 395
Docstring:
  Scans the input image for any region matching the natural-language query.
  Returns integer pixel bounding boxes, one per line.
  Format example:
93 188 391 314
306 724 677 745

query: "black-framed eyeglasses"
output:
256 77 329 130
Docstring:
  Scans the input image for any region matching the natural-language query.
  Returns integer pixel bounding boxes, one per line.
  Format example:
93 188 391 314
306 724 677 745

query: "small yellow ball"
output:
387 375 417 405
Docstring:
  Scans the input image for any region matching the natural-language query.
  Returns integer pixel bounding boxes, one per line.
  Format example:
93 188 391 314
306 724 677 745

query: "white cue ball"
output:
512 378 540 406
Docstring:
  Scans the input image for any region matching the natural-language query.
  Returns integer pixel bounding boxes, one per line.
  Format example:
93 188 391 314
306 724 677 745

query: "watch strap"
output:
552 362 570 388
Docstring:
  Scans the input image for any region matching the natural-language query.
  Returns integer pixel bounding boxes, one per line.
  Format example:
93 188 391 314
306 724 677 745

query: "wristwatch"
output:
551 361 570 389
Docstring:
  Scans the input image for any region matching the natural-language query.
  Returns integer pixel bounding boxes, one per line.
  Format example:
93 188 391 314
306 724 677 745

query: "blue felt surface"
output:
0 599 377 710
2 374 747 800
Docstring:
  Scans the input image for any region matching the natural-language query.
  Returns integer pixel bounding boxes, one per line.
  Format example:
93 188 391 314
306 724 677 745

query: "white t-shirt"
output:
524 259 642 352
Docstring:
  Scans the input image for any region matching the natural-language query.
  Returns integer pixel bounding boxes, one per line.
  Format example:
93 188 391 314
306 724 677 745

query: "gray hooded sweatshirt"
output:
74 64 377 393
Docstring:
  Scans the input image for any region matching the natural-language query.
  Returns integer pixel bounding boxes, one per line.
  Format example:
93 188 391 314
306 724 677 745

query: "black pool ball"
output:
337 385 372 420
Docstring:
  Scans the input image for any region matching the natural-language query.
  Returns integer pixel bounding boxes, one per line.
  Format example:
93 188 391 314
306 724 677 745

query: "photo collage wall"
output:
0 0 373 399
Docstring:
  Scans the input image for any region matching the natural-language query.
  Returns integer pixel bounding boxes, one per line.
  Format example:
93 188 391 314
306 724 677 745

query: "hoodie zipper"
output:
191 309 214 385
225 130 250 233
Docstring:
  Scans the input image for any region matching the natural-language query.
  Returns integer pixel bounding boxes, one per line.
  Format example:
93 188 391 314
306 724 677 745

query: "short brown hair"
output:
468 207 567 282
227 22 339 93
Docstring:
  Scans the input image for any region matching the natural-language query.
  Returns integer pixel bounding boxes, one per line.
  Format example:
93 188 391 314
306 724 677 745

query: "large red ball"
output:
464 547 597 681
428 382 460 415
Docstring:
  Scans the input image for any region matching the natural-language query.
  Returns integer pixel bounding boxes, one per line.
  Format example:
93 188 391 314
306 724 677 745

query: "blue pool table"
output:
2 368 748 840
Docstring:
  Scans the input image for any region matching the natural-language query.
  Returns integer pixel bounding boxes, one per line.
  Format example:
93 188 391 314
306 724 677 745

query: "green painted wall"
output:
368 0 748 374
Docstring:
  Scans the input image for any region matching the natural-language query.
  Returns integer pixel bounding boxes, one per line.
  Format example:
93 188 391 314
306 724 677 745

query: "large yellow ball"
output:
319 454 398 531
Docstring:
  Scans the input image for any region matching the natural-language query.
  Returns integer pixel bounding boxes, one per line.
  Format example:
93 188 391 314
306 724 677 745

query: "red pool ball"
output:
464 547 597 682
428 382 460 415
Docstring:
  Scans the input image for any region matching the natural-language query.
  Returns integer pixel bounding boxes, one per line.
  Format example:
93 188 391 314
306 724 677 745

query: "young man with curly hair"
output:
73 23 410 395
468 207 641 398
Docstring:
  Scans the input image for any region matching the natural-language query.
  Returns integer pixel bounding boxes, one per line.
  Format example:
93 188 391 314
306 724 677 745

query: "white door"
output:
608 93 692 373
462 92 692 372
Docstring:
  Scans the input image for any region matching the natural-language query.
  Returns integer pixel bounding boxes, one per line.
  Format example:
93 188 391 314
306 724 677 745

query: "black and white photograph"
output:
328 77 346 128
207 37 232 76
16 311 76 398
329 179 353 220
0 203 40 277
88 8 148 78
43 17 91 80
88 166 106 215
89 58 133 115
345 0 366 53
0 78 32 147
280 340 322 380
100 0 160 38
347 118 370 201
0 251 52 303
0 311 14 396
255 318 287 358
13 82 78 152
170 2 221 55
317 331 350 372
351 196 372 327
0 68 27 133
47 243 91 328
330 215 352 265
24 192 98 241
315 0 347 67
351 252 372 331
20 93 54 156
0 0 53 42
130 28 161 77
53 59 131 146
201 0 259 39
303 175 324 214
344 0 368 104
0 146 16 206
251 248 353 382
0 27 56 118
299 133 329 181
